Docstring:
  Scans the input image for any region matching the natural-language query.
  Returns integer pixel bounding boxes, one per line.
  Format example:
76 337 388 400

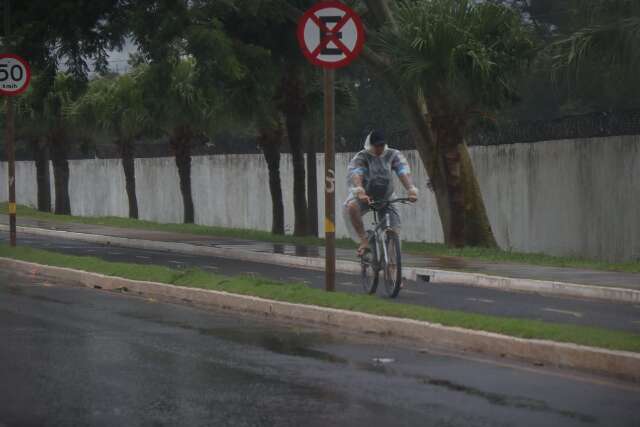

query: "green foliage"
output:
375 0 536 115
9 0 127 80
67 67 152 141
549 0 640 109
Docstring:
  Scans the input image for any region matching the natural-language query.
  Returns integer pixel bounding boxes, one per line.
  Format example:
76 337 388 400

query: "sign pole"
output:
5 96 15 246
298 1 364 292
4 0 16 247
324 68 335 292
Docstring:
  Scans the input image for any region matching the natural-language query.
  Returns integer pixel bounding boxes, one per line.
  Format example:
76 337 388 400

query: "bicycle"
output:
360 198 412 298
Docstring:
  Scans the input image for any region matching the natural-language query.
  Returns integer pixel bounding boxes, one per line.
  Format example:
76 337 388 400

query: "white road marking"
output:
136 255 151 260
168 260 185 265
541 308 583 318
339 282 358 288
108 251 123 256
288 276 310 283
203 265 219 270
402 289 427 295
466 297 495 304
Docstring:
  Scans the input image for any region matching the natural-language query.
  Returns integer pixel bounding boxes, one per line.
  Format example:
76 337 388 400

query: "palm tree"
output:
369 0 535 247
221 37 286 235
40 73 84 215
69 68 151 219
14 75 52 212
550 0 640 88
140 59 220 224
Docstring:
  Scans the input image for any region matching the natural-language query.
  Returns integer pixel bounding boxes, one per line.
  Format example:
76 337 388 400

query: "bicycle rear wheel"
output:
361 232 379 294
383 230 402 298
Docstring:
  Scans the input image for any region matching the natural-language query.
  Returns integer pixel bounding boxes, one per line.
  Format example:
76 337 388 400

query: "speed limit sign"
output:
0 54 31 96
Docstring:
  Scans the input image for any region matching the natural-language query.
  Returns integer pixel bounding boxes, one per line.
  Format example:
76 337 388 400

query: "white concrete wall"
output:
472 136 640 262
68 159 129 217
135 157 183 223
2 134 638 261
0 161 39 208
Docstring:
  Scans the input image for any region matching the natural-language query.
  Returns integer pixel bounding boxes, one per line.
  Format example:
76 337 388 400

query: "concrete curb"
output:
2 256 639 382
3 224 640 304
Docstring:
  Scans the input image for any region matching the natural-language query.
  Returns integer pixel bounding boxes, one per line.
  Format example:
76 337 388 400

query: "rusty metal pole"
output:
4 0 16 246
323 68 335 292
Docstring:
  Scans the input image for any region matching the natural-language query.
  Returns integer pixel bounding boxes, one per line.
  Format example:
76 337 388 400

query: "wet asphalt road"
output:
1 232 639 333
1 271 639 427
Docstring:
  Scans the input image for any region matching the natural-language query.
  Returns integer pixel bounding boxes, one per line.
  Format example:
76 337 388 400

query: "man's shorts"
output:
342 197 401 242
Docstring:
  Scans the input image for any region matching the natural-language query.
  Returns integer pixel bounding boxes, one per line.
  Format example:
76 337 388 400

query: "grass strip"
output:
2 244 639 353
3 203 639 274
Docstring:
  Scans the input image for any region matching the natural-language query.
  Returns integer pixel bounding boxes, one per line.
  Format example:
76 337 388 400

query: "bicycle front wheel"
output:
361 233 379 295
383 231 402 298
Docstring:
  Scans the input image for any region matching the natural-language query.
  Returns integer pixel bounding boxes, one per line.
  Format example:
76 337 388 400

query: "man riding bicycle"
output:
343 130 419 256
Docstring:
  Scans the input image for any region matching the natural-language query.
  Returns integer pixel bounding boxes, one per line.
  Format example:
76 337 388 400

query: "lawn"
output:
2 243 639 353
2 202 639 273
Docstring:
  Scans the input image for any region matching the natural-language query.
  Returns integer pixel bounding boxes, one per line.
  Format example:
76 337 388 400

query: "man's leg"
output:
347 200 369 255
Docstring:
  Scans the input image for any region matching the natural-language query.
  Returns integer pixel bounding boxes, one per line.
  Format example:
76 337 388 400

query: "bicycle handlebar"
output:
368 198 414 209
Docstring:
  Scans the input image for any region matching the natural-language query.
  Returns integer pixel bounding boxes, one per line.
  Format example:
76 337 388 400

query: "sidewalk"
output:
2 215 639 293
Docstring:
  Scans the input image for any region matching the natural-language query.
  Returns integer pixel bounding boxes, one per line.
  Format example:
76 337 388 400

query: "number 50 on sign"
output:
0 54 31 96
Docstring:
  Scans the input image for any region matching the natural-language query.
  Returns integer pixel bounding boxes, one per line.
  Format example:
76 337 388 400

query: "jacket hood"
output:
364 131 388 153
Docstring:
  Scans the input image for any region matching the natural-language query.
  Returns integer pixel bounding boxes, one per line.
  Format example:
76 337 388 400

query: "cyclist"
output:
343 130 418 256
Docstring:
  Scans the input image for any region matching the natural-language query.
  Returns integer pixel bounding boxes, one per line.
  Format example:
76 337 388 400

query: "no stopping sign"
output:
297 1 365 69
0 54 31 96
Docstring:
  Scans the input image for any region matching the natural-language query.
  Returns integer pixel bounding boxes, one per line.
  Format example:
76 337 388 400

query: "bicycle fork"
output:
379 213 391 269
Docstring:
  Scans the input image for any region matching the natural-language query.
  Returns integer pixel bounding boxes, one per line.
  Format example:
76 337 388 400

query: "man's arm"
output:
392 151 419 201
348 153 371 204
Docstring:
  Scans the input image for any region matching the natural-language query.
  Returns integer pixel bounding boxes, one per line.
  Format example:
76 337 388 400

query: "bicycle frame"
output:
369 207 394 270
361 197 411 297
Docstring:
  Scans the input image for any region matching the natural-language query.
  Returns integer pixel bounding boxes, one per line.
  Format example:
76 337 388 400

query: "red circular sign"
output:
0 54 31 96
297 1 365 69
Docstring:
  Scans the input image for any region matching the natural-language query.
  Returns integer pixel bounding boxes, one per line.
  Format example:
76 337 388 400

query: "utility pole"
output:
4 0 16 247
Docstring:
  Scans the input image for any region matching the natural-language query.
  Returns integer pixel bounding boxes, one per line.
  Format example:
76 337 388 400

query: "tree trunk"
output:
432 114 467 247
402 94 497 247
170 125 194 224
306 131 319 237
281 66 308 236
30 137 51 213
49 129 71 215
258 127 285 235
119 137 139 219
459 143 497 247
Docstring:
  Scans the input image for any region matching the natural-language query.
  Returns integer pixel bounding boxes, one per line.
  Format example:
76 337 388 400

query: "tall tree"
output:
14 76 52 212
370 0 535 246
42 73 86 215
5 0 129 213
69 68 151 219
127 0 242 224
223 0 316 235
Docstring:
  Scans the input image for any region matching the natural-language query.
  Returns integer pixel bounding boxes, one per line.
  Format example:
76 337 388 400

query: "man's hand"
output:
408 186 419 202
354 186 371 205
